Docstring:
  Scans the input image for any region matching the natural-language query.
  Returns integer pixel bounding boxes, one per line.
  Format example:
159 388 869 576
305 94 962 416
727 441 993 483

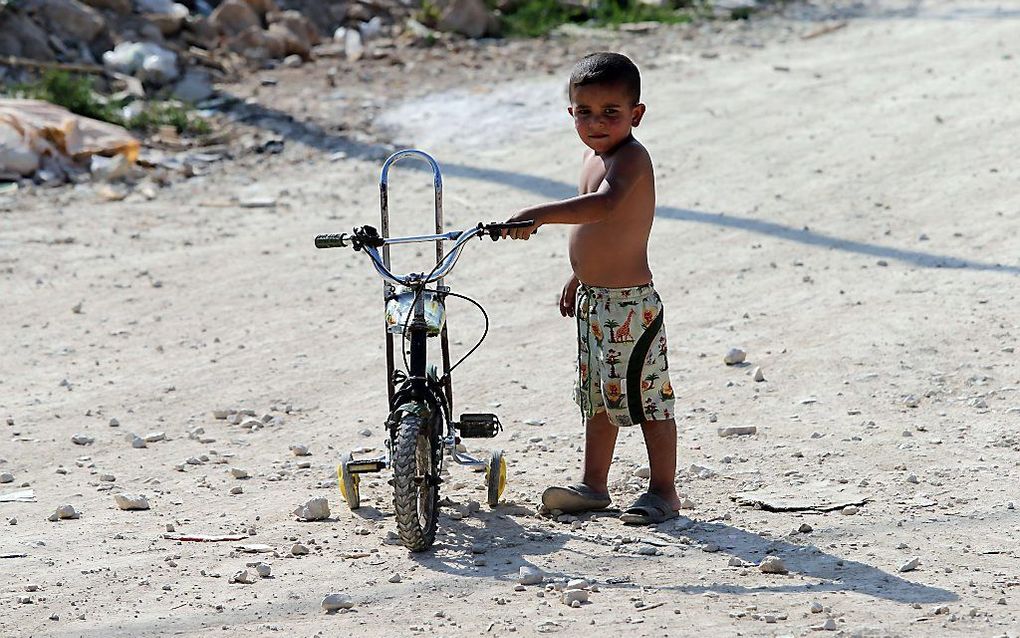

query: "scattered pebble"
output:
752 366 765 382
519 566 544 585
108 418 119 427
727 557 744 567
255 563 272 578
71 433 94 446
798 523 813 533
758 556 788 574
291 543 309 556
841 505 859 515
230 468 250 479
717 425 757 437
293 497 330 521
229 569 257 584
810 601 823 613
48 504 79 521
322 593 355 612
633 466 651 479
128 434 147 448
230 486 243 495
561 589 588 606
290 444 310 457
820 618 837 631
899 557 921 573
723 348 746 365
143 432 166 443
0 472 13 483
388 573 402 583
114 494 150 511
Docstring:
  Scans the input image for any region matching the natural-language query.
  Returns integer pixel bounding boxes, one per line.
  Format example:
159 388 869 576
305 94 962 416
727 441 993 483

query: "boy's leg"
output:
640 417 682 510
581 410 618 495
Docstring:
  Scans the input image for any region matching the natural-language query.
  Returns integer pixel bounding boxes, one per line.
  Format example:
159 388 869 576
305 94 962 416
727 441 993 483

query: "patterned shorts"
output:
573 282 675 427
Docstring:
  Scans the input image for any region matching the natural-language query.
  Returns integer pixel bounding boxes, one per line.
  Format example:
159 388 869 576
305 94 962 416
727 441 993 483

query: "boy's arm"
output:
504 145 650 239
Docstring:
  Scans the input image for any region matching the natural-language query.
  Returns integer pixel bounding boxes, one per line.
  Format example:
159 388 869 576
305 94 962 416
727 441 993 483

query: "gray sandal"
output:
620 492 679 525
542 484 612 513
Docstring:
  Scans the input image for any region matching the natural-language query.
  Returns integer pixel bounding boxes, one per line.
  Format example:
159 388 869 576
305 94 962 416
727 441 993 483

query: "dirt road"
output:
2 2 1019 636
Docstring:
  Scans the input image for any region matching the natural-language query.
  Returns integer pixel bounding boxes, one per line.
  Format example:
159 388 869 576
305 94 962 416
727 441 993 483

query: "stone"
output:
212 410 230 420
435 0 491 38
99 474 115 482
899 557 921 572
388 573 401 583
633 466 651 479
210 0 260 36
322 593 354 612
718 425 756 437
904 395 920 408
0 472 13 483
129 434 147 448
173 69 215 103
230 486 243 495
519 566 544 585
293 497 330 521
758 556 788 574
71 433 94 445
38 0 107 42
841 505 859 515
114 493 150 510
752 366 765 382
227 24 286 60
267 10 320 56
109 418 120 427
255 563 271 577
820 618 837 631
561 589 588 605
906 473 919 484
229 569 257 584
723 348 746 365
565 579 589 590
702 543 720 553
0 12 55 61
49 504 79 521
798 522 813 533
143 431 166 443
230 467 250 479
679 498 696 509
810 601 823 613
291 543 309 555
727 556 743 567
282 53 302 67
290 444 310 456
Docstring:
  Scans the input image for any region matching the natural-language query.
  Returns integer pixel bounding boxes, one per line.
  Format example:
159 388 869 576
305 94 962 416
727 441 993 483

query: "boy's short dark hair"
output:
568 52 641 104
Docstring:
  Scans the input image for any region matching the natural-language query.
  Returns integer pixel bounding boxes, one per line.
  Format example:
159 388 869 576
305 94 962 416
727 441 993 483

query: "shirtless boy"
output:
503 52 682 524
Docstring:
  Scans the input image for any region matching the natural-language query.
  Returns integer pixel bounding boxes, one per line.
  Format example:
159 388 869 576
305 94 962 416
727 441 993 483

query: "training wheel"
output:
485 449 507 507
338 453 361 510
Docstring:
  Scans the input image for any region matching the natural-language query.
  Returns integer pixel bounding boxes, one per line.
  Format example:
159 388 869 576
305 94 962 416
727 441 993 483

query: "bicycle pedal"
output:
346 457 387 473
457 413 501 438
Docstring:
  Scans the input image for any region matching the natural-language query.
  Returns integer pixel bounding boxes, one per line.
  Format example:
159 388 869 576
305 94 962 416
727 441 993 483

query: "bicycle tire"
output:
391 413 439 552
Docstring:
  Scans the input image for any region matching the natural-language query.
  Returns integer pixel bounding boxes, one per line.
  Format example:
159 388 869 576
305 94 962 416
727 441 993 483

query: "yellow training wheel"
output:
486 450 507 507
338 453 361 510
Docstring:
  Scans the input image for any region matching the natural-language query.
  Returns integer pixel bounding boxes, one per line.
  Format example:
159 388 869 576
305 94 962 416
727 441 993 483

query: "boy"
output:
503 52 682 524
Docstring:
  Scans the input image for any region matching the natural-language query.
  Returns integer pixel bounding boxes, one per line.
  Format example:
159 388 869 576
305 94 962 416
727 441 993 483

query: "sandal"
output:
542 484 612 514
619 492 679 525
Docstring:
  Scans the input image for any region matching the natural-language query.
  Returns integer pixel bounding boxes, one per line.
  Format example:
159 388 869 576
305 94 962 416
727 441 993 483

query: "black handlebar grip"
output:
315 234 346 249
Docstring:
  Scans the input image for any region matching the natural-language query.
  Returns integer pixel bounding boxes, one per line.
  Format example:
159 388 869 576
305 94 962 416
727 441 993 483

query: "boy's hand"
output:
560 274 580 317
502 211 540 240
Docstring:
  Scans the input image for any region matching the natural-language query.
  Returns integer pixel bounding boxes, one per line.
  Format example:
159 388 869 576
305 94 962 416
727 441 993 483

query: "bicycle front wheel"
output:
391 412 440 552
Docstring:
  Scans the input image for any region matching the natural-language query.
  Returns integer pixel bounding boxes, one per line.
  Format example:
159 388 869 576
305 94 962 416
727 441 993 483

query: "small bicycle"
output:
315 149 531 552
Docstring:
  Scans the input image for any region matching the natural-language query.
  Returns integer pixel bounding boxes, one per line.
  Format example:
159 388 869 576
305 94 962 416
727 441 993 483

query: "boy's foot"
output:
541 484 611 514
619 492 679 525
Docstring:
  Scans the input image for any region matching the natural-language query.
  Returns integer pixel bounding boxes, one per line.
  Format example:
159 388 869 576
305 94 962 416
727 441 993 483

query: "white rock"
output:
723 348 746 365
565 579 589 590
524 418 546 426
230 467 250 479
0 472 13 483
290 444 310 456
519 566 544 585
143 431 166 443
293 497 330 521
48 504 79 521
717 425 757 437
842 505 859 515
114 494 150 510
821 618 837 631
752 366 765 382
810 601 823 613
255 563 272 578
71 433 94 445
388 573 402 583
561 589 588 605
633 466 651 479
128 434 147 448
758 555 788 574
322 593 354 611
904 395 920 408
899 557 921 572
727 556 743 567
229 569 256 584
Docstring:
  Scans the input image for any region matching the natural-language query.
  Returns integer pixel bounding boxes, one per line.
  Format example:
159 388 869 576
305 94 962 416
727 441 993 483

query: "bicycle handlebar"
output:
315 221 534 286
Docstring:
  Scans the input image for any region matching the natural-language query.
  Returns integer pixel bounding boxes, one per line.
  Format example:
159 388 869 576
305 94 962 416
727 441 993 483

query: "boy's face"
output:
568 82 645 154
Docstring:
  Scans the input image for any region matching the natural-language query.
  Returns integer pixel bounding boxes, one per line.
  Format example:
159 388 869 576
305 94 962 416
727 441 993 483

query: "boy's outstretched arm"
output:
503 145 650 240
